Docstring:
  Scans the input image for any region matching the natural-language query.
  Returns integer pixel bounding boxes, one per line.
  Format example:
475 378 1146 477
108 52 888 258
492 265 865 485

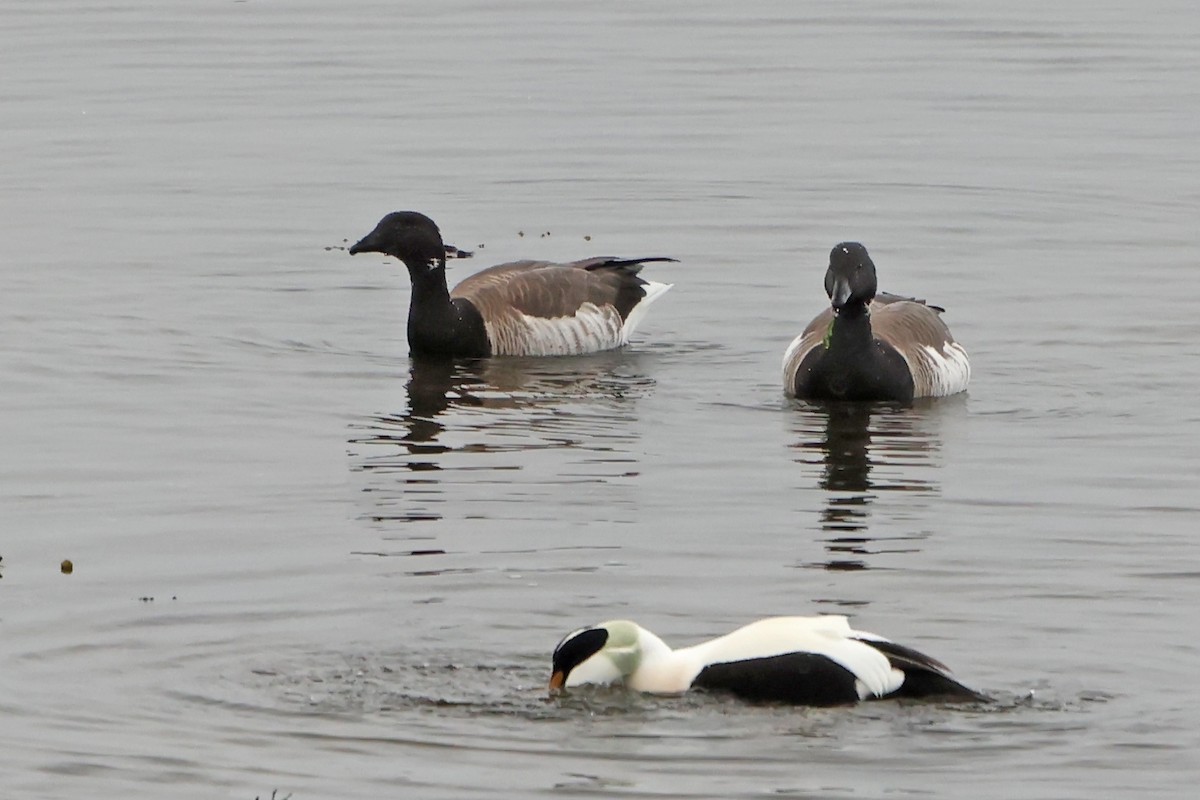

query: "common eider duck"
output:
349 211 675 358
550 616 984 706
783 243 970 402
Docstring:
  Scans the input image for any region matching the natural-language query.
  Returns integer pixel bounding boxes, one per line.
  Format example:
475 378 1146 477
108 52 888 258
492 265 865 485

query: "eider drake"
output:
550 616 984 706
783 243 969 402
349 211 675 358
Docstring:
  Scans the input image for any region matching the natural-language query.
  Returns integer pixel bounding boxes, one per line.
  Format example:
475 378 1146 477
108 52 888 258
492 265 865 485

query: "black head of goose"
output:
783 243 970 402
550 616 986 706
349 211 675 358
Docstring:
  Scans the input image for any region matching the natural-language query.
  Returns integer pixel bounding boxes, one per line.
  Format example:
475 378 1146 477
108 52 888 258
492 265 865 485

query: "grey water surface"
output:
3 2 1199 798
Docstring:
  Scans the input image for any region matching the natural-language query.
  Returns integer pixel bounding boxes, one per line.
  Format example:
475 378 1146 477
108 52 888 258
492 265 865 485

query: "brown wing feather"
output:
873 291 944 312
448 259 651 356
870 302 956 351
870 301 963 397
450 260 558 300
450 260 626 321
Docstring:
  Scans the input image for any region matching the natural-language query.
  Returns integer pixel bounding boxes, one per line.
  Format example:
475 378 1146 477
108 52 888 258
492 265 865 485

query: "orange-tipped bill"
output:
548 671 565 692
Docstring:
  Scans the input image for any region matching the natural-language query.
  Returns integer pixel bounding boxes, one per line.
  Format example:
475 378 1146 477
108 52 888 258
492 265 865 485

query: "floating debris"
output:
60 559 73 575
256 791 292 800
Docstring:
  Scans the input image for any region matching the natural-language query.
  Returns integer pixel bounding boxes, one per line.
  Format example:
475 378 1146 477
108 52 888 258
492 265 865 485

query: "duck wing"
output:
686 616 901 704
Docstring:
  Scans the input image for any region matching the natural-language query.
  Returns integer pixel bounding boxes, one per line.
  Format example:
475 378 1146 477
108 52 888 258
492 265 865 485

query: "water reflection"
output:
790 401 950 571
348 354 653 535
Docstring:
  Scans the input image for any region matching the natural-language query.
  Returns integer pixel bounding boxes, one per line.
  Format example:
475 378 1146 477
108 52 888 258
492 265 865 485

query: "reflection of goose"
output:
349 354 655 530
784 243 969 402
403 354 658 426
356 355 657 450
792 404 945 570
816 403 874 496
550 617 984 706
349 211 674 358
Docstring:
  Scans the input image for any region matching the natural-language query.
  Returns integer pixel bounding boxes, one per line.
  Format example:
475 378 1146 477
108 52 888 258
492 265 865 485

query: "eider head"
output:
549 620 642 691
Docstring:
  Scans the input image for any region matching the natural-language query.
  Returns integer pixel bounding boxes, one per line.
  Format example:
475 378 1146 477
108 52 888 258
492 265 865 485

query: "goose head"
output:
349 211 447 277
824 242 878 315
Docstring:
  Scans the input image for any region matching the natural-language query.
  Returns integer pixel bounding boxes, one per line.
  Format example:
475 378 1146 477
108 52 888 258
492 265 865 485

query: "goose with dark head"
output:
350 211 675 359
784 242 970 403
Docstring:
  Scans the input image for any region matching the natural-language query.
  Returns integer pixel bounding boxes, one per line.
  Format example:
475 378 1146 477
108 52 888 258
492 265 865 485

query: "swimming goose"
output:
550 616 984 706
783 243 969 402
349 211 675 358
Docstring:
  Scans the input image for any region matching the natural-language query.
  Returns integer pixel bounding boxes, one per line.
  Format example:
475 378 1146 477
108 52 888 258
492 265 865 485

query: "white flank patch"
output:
487 303 624 356
485 284 672 356
917 342 971 397
621 281 673 344
781 333 806 372
781 332 809 391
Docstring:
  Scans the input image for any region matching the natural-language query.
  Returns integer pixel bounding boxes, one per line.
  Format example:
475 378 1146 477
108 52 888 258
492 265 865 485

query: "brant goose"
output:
783 243 969 402
550 616 984 706
349 211 675 358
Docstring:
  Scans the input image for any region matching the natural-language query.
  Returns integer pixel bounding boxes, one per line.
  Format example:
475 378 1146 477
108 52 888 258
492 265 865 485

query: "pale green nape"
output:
823 318 835 349
601 620 644 678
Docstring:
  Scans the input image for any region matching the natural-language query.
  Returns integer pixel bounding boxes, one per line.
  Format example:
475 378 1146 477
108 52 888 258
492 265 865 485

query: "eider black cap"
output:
549 627 609 690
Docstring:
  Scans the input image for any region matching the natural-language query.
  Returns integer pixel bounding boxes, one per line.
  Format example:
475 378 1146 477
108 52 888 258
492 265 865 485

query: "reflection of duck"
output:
792 403 943 569
349 211 674 357
550 617 984 706
784 243 970 402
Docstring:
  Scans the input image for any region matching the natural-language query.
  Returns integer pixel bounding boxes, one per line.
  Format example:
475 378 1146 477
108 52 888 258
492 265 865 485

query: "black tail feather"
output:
582 256 679 274
859 638 989 702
